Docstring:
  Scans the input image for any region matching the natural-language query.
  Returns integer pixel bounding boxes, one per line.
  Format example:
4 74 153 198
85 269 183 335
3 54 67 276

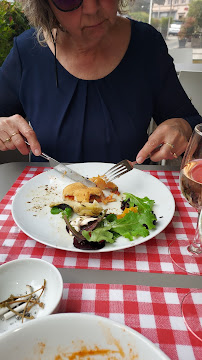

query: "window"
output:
127 1 202 72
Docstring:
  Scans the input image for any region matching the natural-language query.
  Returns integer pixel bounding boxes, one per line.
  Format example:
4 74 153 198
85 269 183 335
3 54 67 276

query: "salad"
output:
50 192 157 251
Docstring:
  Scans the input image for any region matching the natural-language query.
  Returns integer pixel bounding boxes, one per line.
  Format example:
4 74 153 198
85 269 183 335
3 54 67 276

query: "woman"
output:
0 0 201 164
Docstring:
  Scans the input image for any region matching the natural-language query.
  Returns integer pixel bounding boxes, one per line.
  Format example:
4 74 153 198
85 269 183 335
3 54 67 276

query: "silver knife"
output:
25 141 96 187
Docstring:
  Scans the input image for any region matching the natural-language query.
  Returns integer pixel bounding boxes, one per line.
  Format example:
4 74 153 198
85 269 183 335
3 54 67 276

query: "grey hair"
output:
18 0 134 44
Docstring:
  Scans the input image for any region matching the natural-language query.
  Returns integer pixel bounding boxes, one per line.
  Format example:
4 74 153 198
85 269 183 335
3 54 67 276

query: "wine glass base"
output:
169 240 202 275
181 289 202 342
187 243 202 255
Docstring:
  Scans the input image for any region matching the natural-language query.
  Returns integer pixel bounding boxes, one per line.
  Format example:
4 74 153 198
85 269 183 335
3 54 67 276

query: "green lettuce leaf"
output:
123 193 155 212
82 225 115 244
109 211 156 240
81 193 157 243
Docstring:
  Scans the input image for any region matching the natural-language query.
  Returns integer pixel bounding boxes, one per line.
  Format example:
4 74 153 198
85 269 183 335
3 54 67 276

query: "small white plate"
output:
12 162 175 252
0 313 170 359
0 258 63 334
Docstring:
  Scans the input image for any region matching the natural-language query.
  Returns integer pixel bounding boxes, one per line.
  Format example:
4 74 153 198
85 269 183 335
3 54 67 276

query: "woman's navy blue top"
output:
0 20 201 162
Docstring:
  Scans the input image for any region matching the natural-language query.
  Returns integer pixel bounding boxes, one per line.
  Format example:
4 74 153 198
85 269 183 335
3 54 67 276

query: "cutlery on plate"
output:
25 141 96 187
102 145 163 182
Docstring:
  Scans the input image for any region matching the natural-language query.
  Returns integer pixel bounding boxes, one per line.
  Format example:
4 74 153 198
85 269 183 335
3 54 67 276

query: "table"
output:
0 162 202 359
175 63 202 73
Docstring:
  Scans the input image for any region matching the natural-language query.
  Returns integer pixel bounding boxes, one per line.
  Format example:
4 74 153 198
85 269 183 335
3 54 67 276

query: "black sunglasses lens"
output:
52 0 82 11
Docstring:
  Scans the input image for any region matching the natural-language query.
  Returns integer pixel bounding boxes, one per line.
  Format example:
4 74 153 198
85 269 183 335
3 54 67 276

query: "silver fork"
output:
102 145 162 182
102 160 134 182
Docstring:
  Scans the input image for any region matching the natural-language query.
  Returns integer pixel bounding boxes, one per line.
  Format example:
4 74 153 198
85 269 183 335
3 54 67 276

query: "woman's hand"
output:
135 118 192 164
0 115 41 156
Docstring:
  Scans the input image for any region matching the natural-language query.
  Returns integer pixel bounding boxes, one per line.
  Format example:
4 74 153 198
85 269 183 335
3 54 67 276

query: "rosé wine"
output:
180 159 202 211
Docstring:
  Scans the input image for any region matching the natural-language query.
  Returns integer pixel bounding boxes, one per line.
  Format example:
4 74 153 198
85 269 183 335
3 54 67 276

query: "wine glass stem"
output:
187 209 202 255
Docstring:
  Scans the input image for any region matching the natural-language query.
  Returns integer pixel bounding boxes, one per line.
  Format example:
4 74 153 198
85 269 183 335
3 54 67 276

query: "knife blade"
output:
25 141 96 187
49 160 96 187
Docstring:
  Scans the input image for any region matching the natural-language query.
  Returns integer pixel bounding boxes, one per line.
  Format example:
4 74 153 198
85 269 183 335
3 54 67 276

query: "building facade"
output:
152 0 190 20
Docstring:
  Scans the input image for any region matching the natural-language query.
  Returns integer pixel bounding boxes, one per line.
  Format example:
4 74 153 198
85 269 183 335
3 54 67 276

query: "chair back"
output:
169 48 192 65
178 71 202 116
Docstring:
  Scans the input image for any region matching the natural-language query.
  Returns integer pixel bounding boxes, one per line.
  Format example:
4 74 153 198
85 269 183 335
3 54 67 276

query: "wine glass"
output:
181 288 202 342
169 123 202 274
169 123 202 341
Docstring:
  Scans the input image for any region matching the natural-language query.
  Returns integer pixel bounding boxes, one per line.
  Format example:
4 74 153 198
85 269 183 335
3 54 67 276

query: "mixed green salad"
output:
50 192 157 248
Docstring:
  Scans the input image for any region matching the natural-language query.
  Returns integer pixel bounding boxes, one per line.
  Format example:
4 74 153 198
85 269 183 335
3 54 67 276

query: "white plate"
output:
12 162 175 253
0 258 63 334
0 313 170 359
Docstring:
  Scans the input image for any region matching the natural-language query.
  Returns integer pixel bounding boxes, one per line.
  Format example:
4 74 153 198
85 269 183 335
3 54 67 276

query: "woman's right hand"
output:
0 115 41 156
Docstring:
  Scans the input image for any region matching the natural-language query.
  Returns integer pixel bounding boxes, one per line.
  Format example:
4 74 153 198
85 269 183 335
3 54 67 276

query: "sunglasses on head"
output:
51 0 83 12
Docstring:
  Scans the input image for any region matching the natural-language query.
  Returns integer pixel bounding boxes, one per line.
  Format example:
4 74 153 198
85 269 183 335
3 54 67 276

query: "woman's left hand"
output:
135 118 192 164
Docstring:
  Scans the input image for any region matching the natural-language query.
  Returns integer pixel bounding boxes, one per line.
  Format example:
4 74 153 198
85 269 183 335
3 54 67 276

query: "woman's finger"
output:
0 115 41 156
137 136 184 164
136 135 164 164
16 119 41 156
0 139 11 151
0 116 28 154
0 130 17 151
149 143 178 162
135 118 190 163
10 128 40 156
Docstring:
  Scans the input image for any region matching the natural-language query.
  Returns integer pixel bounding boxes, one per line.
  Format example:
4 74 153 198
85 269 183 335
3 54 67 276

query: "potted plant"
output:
188 0 202 48
178 26 187 48
183 17 196 41
191 31 202 48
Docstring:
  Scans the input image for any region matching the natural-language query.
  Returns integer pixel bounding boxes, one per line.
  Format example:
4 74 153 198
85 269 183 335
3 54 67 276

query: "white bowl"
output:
0 313 170 360
0 258 63 334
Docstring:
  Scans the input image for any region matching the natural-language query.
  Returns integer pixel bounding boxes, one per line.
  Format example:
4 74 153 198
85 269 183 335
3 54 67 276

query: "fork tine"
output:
104 165 127 178
105 166 128 178
102 160 133 182
104 162 124 176
106 168 131 182
104 160 132 176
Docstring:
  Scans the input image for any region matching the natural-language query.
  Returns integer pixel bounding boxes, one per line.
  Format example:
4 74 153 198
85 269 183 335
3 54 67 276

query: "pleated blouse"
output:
0 20 201 162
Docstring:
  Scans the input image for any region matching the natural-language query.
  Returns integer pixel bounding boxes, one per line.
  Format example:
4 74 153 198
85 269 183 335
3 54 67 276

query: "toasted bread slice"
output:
63 182 87 197
63 183 104 203
62 182 103 216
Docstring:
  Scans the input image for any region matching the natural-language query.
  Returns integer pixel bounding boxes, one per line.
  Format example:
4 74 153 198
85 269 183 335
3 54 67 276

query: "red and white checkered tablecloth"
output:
0 166 201 275
59 283 202 360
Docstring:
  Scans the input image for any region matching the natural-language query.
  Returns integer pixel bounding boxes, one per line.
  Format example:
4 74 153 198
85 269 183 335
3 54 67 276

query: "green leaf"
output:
51 205 72 218
136 210 157 230
0 0 30 66
110 212 148 239
81 193 157 243
123 193 155 212
51 206 62 215
107 211 156 240
82 225 115 244
105 213 117 222
64 206 73 218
